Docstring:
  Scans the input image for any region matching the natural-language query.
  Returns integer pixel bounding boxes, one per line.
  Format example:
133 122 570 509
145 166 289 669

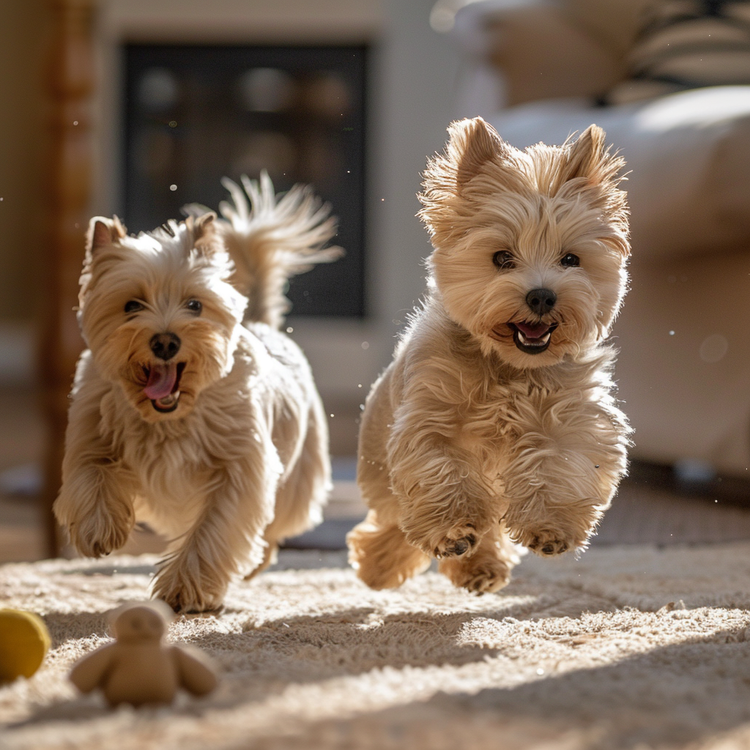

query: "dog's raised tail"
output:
213 172 342 328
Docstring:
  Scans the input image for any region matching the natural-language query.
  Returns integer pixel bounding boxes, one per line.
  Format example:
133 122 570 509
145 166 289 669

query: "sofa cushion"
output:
604 0 750 105
489 85 750 259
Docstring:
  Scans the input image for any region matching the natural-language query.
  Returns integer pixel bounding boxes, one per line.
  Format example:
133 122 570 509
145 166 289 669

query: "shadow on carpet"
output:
2 544 750 750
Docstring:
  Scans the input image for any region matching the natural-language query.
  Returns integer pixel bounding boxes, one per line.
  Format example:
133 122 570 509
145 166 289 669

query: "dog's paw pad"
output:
433 526 478 559
527 534 569 557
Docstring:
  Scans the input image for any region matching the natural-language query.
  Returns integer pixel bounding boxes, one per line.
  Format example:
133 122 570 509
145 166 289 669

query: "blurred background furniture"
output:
452 0 750 478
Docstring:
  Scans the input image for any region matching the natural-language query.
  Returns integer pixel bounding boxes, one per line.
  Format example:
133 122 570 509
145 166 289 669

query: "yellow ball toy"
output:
0 609 51 682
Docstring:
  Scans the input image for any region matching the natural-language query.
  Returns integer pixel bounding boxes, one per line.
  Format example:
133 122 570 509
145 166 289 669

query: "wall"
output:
0 0 465 399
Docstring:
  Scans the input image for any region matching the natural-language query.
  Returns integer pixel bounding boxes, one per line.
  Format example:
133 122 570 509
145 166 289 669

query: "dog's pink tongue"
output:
516 322 550 340
144 363 178 400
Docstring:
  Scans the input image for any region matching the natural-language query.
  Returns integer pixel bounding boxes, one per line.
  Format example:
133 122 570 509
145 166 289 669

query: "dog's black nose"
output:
526 288 557 315
150 332 181 361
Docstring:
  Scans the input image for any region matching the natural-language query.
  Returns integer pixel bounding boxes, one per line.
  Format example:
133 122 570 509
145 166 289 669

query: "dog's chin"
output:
135 390 197 423
150 391 182 415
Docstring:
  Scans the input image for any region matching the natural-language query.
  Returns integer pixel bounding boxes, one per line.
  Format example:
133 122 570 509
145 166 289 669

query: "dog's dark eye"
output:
186 299 202 314
561 253 580 268
124 300 144 314
493 250 515 270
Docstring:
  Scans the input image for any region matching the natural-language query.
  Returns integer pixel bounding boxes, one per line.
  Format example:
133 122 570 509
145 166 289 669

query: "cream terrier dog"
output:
54 174 340 612
348 117 631 594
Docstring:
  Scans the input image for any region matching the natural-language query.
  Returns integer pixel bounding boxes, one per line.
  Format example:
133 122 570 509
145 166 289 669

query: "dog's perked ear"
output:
555 125 630 256
78 217 128 335
449 117 505 187
186 212 221 258
191 211 217 241
419 117 516 245
86 216 127 256
559 125 621 187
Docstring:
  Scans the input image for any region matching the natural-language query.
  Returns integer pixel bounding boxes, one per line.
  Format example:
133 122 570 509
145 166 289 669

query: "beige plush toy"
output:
70 601 218 707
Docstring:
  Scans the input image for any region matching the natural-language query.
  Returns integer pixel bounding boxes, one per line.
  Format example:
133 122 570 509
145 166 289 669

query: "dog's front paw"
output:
433 524 479 559
69 505 133 558
152 557 227 614
510 526 580 557
404 517 492 560
505 499 601 558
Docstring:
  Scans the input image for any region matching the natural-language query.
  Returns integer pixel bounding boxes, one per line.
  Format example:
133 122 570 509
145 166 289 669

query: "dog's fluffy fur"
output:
348 117 631 594
54 174 340 612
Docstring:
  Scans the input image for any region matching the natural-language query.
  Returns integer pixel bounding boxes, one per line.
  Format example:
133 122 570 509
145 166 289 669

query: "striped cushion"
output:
603 0 750 105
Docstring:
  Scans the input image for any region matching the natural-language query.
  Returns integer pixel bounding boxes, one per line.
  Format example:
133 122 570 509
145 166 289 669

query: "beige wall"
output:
0 0 50 322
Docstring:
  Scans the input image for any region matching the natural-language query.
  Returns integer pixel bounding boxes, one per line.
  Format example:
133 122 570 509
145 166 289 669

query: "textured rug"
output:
2 544 750 750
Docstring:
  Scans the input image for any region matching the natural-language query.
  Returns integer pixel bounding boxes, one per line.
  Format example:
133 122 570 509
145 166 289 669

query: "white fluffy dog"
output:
54 174 340 612
348 117 631 594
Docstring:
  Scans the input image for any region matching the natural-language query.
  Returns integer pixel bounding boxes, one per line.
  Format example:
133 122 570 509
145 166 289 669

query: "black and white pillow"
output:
602 0 750 105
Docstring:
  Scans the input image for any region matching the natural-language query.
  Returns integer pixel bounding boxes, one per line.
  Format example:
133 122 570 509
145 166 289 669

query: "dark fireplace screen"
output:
124 44 367 317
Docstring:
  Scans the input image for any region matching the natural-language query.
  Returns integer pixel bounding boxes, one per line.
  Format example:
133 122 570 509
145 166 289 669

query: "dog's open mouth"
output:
143 362 185 413
507 322 558 355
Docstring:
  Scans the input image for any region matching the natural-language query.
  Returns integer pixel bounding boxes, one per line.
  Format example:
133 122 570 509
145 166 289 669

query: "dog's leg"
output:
54 397 137 557
357 368 498 563
262 399 331 550
503 408 627 556
352 417 431 587
347 510 431 589
243 397 331 583
388 426 497 561
438 523 520 594
151 435 282 613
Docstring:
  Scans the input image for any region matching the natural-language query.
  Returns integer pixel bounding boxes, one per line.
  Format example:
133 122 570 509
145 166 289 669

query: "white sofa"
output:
451 0 750 477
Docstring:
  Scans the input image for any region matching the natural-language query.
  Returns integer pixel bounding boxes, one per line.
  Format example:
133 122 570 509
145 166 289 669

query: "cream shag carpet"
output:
2 543 750 750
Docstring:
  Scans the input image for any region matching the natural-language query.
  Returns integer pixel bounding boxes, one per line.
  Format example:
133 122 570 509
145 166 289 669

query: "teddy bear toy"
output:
69 601 218 707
